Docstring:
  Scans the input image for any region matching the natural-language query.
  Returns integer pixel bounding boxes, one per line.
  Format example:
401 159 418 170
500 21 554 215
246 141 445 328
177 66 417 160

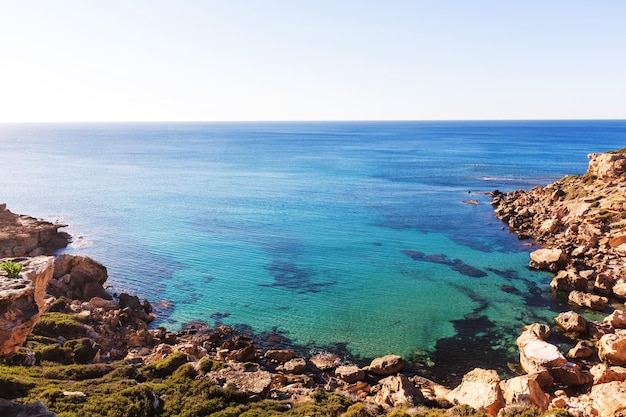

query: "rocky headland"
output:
2 151 626 416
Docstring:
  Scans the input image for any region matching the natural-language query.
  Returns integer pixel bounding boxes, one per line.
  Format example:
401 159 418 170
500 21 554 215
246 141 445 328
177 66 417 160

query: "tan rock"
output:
529 248 568 271
567 341 594 359
309 352 341 371
365 354 404 376
212 365 273 395
373 374 424 408
588 381 626 417
555 311 588 334
550 270 588 291
226 344 256 362
587 152 626 180
278 357 306 374
598 331 626 365
613 278 626 300
446 368 505 416
568 290 608 311
0 256 55 356
604 309 626 329
590 363 626 384
264 349 295 362
549 361 593 386
335 365 365 383
500 374 550 411
517 337 567 375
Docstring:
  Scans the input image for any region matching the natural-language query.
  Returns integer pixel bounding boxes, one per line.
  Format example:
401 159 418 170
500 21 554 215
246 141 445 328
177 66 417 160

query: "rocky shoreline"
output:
1 151 626 416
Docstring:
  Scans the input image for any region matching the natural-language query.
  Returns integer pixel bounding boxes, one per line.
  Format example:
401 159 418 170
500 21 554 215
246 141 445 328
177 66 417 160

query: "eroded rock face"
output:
598 331 626 365
372 374 424 408
500 374 550 412
0 205 69 257
587 152 626 180
588 381 626 417
555 311 588 334
0 256 54 356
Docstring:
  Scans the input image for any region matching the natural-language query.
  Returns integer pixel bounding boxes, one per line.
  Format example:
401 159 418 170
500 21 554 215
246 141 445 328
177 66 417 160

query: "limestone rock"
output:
264 349 295 362
372 374 424 408
51 254 111 301
309 352 341 371
365 354 404 376
588 381 626 417
568 290 608 311
335 365 365 383
446 368 505 416
613 278 626 300
587 152 626 180
598 331 626 365
517 326 566 375
529 248 568 271
555 311 588 334
278 357 306 374
500 374 550 412
212 364 273 395
0 256 55 356
590 363 626 384
0 206 69 257
604 309 626 329
549 361 593 386
550 270 588 291
567 341 594 359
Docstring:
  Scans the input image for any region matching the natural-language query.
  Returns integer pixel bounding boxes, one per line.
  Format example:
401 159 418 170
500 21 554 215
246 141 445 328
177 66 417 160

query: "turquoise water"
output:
1 120 625 377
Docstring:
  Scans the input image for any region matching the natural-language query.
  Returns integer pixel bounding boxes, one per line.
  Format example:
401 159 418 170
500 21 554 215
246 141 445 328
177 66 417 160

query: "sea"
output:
1 120 624 383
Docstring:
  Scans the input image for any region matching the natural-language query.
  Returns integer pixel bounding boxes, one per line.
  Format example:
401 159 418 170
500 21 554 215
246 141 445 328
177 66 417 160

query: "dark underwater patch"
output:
260 260 331 293
401 250 487 278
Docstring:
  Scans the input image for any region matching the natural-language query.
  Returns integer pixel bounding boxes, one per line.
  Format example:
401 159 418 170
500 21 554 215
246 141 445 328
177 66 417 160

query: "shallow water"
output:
1 120 624 379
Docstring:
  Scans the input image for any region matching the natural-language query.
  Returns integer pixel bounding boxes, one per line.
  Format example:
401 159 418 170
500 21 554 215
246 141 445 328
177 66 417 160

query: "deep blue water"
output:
1 120 624 375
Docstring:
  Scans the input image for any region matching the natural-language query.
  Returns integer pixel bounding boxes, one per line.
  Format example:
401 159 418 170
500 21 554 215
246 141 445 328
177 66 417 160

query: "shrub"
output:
0 260 23 278
0 374 35 398
344 402 373 417
198 357 226 373
33 313 87 339
146 352 188 378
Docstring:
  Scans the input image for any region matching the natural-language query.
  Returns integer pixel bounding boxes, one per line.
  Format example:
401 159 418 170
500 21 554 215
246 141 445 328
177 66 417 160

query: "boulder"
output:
529 248 568 272
278 357 306 374
212 365 273 395
590 363 626 384
549 362 593 386
604 309 626 329
587 381 626 417
567 341 594 359
335 365 365 384
309 352 341 371
446 368 505 416
555 311 588 334
568 290 608 311
372 374 424 408
598 331 626 365
500 374 550 412
264 349 295 362
550 270 588 291
226 344 256 363
364 354 404 376
613 278 626 300
0 256 55 356
587 152 626 180
51 255 111 301
517 326 566 375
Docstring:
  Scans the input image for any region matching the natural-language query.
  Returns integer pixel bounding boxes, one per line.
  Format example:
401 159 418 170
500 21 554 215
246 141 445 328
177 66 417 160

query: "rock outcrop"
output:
0 205 69 257
0 256 54 356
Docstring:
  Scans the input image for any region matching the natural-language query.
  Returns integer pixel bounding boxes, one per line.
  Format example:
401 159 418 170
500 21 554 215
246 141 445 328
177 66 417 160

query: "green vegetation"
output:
0 260 23 278
32 312 88 339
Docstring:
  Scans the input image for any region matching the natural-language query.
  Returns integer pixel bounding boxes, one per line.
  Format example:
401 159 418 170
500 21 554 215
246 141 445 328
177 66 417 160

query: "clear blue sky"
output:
1 1 625 122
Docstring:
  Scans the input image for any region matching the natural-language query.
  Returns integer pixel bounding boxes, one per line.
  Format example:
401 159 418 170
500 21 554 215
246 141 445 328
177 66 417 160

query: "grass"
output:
0 260 23 278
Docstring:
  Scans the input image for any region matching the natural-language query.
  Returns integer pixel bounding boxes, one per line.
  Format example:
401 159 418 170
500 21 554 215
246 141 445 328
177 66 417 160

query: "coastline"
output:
2 150 626 416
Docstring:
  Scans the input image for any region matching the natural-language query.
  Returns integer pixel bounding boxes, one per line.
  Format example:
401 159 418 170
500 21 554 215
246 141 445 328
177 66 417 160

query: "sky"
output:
1 1 625 122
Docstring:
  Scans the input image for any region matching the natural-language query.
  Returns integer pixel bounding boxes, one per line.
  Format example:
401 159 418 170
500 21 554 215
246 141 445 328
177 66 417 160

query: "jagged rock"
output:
226 344 256 362
0 256 55 356
613 278 626 299
590 363 626 384
529 248 568 272
364 354 404 376
555 311 588 334
309 352 341 371
446 368 505 416
264 349 295 362
550 270 588 291
598 331 626 365
604 309 626 329
587 152 626 180
567 341 594 359
372 374 424 408
278 357 306 374
0 206 69 257
0 398 57 417
517 325 566 374
335 365 365 383
587 381 626 417
500 373 550 412
549 361 593 386
51 254 111 301
568 290 608 311
89 296 119 311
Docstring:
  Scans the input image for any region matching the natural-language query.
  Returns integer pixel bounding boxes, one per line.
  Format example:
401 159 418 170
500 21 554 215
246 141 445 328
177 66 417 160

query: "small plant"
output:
0 260 23 278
